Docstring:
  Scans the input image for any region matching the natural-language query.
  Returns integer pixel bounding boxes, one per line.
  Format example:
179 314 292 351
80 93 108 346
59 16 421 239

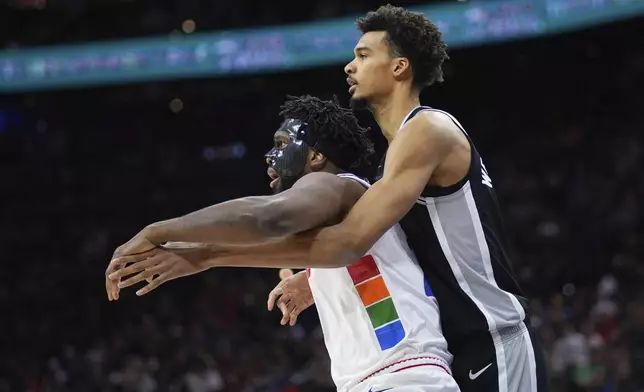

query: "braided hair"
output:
280 95 374 169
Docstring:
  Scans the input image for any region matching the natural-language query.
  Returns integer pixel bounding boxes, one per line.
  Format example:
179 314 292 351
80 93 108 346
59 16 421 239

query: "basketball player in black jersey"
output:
273 5 548 392
267 5 548 392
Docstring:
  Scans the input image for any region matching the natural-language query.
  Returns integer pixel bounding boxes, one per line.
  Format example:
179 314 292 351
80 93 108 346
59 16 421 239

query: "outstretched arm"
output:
121 243 315 326
130 112 458 269
111 228 329 287
201 231 321 268
307 112 460 266
148 172 360 245
108 119 449 297
115 172 362 256
106 172 363 300
171 231 322 269
108 231 321 298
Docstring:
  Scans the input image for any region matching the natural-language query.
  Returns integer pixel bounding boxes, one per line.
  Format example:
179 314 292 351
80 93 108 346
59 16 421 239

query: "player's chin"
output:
349 95 369 111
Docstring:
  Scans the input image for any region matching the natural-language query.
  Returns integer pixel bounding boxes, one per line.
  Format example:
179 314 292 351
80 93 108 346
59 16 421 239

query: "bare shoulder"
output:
389 110 464 161
291 171 366 205
292 171 353 190
258 171 367 233
403 110 464 143
386 110 470 188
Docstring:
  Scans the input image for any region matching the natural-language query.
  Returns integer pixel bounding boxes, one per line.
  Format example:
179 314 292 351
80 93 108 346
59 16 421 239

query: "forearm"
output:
214 228 364 269
145 197 283 246
307 225 365 267
210 247 312 269
210 230 324 269
167 230 353 269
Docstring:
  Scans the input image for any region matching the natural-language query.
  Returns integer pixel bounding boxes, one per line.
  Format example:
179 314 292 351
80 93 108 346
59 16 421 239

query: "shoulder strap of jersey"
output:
337 173 371 189
377 106 433 181
393 106 473 203
400 106 469 137
399 106 432 131
423 108 469 136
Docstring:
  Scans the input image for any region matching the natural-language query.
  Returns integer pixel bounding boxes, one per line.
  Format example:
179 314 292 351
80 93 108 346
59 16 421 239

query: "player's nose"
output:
344 60 355 75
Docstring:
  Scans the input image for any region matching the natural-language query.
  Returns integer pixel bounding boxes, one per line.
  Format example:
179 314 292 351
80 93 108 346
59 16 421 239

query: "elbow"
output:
347 235 370 264
341 223 371 258
315 225 367 268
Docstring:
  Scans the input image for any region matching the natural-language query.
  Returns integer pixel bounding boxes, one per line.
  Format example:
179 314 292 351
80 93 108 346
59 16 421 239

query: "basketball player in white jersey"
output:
106 95 460 392
265 5 549 392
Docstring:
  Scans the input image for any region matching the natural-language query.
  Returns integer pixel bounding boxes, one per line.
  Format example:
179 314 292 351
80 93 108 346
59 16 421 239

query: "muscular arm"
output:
107 173 363 298
306 112 460 266
110 113 459 288
164 230 324 269
108 233 323 299
140 172 363 247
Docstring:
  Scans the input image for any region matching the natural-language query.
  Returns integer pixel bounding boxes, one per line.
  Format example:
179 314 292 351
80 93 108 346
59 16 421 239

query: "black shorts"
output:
450 322 549 392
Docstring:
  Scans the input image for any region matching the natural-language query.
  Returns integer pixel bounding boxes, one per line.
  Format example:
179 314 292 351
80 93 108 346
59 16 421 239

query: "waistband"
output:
494 321 528 346
359 355 451 383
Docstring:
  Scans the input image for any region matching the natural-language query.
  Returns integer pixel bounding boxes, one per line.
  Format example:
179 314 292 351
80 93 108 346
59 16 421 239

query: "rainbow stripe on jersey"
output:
347 255 406 350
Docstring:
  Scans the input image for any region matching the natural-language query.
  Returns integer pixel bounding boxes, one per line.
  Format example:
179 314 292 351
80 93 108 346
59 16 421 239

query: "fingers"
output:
109 249 161 273
269 290 302 326
106 249 163 301
109 253 163 281
278 297 300 326
277 294 302 325
279 268 294 280
106 258 126 301
288 306 302 326
267 285 283 311
135 273 170 296
268 270 304 326
268 269 294 309
277 296 291 325
117 262 167 289
106 277 114 301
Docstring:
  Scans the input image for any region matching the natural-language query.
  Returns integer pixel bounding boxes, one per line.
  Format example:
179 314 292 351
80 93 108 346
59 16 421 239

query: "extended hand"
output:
106 232 158 301
267 269 314 326
107 245 208 299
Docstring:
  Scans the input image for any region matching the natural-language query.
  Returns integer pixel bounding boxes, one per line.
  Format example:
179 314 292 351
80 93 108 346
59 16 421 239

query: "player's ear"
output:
309 149 327 171
392 57 410 79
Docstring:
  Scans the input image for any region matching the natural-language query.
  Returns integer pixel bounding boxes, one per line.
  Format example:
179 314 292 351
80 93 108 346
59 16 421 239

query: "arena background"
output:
1 0 643 391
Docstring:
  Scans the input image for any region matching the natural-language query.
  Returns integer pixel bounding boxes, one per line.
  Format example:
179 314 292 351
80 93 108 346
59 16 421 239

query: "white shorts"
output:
349 362 461 392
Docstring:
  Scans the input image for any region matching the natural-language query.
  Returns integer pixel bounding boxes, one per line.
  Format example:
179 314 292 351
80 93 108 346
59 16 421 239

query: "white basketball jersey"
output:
307 173 452 391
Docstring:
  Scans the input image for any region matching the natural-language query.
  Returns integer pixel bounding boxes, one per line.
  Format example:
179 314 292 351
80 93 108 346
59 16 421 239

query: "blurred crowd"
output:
1 9 644 392
0 0 443 49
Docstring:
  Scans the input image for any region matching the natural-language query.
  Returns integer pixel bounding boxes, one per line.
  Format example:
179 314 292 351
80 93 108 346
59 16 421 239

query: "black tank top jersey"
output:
375 106 527 343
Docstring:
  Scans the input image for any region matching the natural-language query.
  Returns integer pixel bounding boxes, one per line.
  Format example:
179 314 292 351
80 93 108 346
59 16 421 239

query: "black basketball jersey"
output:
375 106 527 343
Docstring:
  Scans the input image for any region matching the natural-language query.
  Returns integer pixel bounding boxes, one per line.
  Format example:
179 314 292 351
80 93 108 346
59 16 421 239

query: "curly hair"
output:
357 4 449 87
279 95 374 169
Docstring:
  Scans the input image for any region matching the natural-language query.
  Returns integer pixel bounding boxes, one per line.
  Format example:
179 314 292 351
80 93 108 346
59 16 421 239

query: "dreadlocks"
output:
279 95 374 169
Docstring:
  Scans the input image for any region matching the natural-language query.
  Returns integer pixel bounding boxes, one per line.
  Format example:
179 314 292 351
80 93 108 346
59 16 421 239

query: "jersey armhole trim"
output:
403 108 475 198
337 173 371 189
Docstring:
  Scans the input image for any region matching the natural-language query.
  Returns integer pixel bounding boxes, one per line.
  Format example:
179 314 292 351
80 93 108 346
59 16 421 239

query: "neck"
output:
369 87 421 144
318 163 343 176
326 165 343 175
